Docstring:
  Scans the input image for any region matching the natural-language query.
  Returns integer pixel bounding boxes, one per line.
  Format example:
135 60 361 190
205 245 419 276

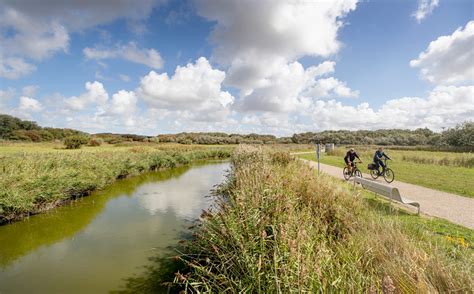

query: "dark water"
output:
0 162 229 294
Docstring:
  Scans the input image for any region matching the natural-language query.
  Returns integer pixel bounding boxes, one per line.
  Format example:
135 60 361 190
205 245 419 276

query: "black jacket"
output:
344 151 360 162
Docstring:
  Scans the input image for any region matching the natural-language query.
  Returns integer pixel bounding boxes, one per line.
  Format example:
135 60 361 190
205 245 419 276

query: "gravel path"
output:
294 153 474 229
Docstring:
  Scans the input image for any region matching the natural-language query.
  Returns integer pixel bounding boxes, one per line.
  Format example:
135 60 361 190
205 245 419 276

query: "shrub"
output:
64 136 89 149
88 138 103 146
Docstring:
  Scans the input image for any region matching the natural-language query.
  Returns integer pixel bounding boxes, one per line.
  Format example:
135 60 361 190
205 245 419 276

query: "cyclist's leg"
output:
375 160 381 173
379 160 386 172
344 159 351 172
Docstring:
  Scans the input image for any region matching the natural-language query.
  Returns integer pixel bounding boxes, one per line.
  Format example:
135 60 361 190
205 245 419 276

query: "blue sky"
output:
0 0 473 135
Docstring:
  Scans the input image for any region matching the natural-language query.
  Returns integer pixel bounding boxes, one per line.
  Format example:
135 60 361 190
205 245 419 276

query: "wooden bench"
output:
353 176 420 214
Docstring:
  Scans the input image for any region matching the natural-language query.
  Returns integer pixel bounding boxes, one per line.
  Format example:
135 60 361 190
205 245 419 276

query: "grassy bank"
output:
172 146 472 292
0 144 231 224
298 148 474 197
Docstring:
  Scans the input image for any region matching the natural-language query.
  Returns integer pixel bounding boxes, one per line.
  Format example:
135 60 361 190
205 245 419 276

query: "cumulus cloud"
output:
64 81 109 111
412 0 439 23
196 0 357 91
138 57 234 121
306 77 359 98
18 96 43 112
0 0 164 79
311 85 474 131
108 90 137 115
410 20 474 84
84 42 164 69
195 0 359 118
235 60 358 113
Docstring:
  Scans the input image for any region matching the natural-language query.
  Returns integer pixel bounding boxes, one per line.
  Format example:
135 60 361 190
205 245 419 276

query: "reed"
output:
176 146 473 292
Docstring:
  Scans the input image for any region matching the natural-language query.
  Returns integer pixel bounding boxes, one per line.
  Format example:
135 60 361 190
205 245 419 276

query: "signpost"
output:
316 143 321 175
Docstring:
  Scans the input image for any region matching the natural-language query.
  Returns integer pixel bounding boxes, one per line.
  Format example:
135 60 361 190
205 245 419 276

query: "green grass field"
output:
168 146 472 292
297 148 474 197
0 142 233 223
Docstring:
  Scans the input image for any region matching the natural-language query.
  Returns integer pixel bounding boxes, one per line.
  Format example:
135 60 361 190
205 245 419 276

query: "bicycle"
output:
343 161 362 180
369 159 395 183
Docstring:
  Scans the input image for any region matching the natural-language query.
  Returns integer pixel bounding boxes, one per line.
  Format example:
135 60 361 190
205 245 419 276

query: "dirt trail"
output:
294 153 474 229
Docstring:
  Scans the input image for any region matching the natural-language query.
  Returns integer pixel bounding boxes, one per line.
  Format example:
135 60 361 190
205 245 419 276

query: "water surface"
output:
0 162 228 293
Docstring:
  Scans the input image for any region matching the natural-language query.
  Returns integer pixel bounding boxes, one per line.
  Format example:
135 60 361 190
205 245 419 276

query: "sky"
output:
0 0 473 136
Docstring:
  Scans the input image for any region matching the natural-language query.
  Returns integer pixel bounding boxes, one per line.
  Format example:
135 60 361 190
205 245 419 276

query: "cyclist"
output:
373 147 391 173
344 148 361 173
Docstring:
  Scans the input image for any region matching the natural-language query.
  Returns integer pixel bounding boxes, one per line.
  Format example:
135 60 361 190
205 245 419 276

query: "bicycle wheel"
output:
354 169 362 178
343 167 351 180
370 169 379 179
383 168 395 183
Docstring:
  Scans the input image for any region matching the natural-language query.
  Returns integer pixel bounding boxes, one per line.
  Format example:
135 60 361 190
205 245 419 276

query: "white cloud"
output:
0 0 164 79
412 0 439 23
108 90 137 115
195 0 358 119
84 42 164 69
0 56 36 79
306 77 359 98
0 8 70 61
138 57 234 121
196 0 357 91
311 85 474 131
64 81 109 111
19 96 43 112
410 20 474 84
235 61 358 113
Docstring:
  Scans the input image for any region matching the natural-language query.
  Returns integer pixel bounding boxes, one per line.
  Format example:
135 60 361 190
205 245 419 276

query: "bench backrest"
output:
354 177 396 199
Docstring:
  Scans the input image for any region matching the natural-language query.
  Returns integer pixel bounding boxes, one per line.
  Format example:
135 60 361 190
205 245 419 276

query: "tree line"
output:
1 114 472 148
291 122 473 148
0 114 85 141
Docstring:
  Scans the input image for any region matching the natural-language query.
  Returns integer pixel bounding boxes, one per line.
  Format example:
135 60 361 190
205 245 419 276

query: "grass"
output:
170 146 472 292
297 147 474 197
0 143 232 223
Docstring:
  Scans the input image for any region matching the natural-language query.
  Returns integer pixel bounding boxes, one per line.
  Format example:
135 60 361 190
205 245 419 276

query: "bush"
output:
64 136 89 149
88 138 103 147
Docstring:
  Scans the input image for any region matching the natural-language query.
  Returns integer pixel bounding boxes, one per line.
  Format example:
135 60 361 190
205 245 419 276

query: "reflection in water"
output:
137 169 220 217
0 162 228 294
0 166 189 267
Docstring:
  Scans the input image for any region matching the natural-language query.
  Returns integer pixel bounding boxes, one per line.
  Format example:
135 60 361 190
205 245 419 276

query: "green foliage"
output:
291 122 473 150
442 121 473 147
0 114 85 141
64 136 89 149
156 132 280 145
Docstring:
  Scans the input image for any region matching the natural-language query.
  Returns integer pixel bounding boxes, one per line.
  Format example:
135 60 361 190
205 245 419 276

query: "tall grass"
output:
175 146 472 292
401 154 474 168
0 146 231 223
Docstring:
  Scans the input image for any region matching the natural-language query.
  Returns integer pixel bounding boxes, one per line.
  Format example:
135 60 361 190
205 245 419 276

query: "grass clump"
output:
0 146 231 223
176 145 473 292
